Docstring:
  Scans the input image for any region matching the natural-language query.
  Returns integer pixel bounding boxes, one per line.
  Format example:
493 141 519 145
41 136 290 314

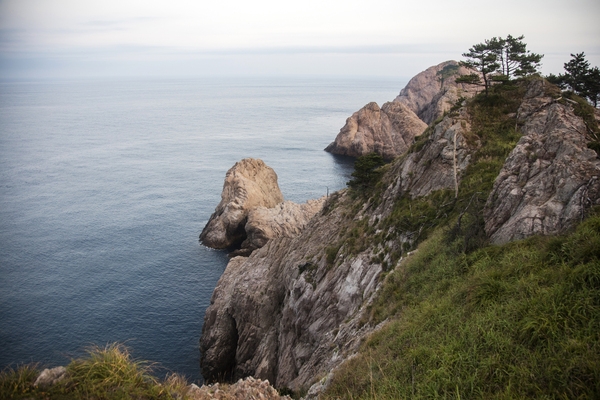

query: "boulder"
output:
325 101 426 160
200 158 284 249
34 366 67 388
186 377 291 399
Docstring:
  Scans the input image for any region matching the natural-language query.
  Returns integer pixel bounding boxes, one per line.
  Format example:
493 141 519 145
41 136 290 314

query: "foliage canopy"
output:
548 52 600 107
459 35 543 94
347 152 386 195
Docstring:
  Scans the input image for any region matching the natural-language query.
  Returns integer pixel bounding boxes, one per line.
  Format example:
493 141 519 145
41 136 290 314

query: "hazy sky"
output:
0 0 598 79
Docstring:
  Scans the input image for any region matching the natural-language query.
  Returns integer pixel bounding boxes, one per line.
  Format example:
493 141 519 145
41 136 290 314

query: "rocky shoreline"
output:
198 61 600 397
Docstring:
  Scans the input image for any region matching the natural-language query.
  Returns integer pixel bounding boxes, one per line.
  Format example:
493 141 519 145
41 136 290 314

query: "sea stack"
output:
200 158 284 249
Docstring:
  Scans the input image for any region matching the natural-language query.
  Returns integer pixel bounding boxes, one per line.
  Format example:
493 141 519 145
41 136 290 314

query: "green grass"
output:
0 343 190 399
323 78 600 398
324 210 600 399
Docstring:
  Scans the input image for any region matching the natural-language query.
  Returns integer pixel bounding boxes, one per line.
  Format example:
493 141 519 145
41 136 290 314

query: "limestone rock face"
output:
200 191 382 391
395 60 482 124
324 101 427 160
388 107 475 200
200 158 284 249
483 80 600 244
243 198 326 252
199 76 600 398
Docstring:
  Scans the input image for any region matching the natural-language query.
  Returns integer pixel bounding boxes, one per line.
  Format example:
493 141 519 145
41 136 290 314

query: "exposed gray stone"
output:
186 377 290 399
394 60 482 124
484 79 600 244
200 190 383 391
243 198 326 252
34 366 67 388
199 76 600 398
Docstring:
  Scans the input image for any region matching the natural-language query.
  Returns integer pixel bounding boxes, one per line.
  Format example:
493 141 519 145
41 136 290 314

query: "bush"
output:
347 153 386 195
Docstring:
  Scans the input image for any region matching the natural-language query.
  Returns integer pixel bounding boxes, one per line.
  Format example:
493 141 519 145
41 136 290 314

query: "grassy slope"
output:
0 343 189 400
324 80 600 399
325 214 600 399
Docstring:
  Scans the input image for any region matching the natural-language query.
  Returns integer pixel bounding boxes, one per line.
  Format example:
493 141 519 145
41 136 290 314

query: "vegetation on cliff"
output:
548 52 600 108
324 209 600 399
319 77 600 399
331 77 527 272
0 344 190 399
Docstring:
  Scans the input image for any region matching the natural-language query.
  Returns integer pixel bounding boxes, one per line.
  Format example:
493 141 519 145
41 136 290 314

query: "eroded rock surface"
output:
200 158 284 249
243 198 326 252
187 377 290 400
34 366 67 388
325 101 427 159
200 191 382 391
484 80 600 244
394 60 482 124
325 60 480 161
389 107 474 200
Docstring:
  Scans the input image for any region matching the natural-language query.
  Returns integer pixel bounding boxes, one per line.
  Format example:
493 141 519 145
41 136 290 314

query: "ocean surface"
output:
0 76 405 382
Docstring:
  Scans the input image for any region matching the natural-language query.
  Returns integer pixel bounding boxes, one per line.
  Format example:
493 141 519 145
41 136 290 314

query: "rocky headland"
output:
199 67 600 397
325 60 483 159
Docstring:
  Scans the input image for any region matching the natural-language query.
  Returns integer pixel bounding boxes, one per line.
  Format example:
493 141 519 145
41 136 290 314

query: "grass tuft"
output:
0 343 190 399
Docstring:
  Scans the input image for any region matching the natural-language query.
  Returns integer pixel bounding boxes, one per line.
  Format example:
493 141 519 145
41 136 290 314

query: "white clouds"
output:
0 0 598 78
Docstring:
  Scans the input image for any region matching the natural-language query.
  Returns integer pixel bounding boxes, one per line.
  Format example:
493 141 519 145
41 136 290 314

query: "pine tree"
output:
497 35 543 78
459 39 500 95
459 35 543 95
552 53 600 107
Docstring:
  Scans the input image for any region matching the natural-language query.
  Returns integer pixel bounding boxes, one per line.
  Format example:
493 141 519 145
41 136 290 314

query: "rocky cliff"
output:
394 60 482 124
200 158 283 249
325 60 482 159
484 80 600 243
199 76 600 396
324 101 427 160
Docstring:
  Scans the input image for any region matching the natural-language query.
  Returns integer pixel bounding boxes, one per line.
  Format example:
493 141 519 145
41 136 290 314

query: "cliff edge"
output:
200 76 600 396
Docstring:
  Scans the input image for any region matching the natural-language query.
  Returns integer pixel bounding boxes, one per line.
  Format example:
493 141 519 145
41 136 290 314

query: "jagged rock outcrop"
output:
200 158 284 249
384 106 475 202
34 366 67 388
200 158 326 255
200 191 383 391
394 60 482 124
187 377 290 399
324 101 427 159
484 80 600 244
243 198 326 252
325 60 481 161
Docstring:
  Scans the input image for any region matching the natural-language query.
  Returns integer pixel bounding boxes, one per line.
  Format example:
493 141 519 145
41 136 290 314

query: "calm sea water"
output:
0 76 404 382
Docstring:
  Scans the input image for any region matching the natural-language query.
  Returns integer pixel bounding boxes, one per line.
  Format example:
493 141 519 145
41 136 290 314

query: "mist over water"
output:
0 76 404 382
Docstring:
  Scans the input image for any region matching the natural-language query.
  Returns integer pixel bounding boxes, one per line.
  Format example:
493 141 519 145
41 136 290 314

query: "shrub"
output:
347 153 386 195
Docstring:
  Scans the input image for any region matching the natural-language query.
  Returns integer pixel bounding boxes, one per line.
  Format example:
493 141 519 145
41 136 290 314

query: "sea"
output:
0 76 405 383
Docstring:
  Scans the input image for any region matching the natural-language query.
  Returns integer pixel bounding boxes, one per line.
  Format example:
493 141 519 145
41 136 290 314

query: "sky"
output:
0 0 599 80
